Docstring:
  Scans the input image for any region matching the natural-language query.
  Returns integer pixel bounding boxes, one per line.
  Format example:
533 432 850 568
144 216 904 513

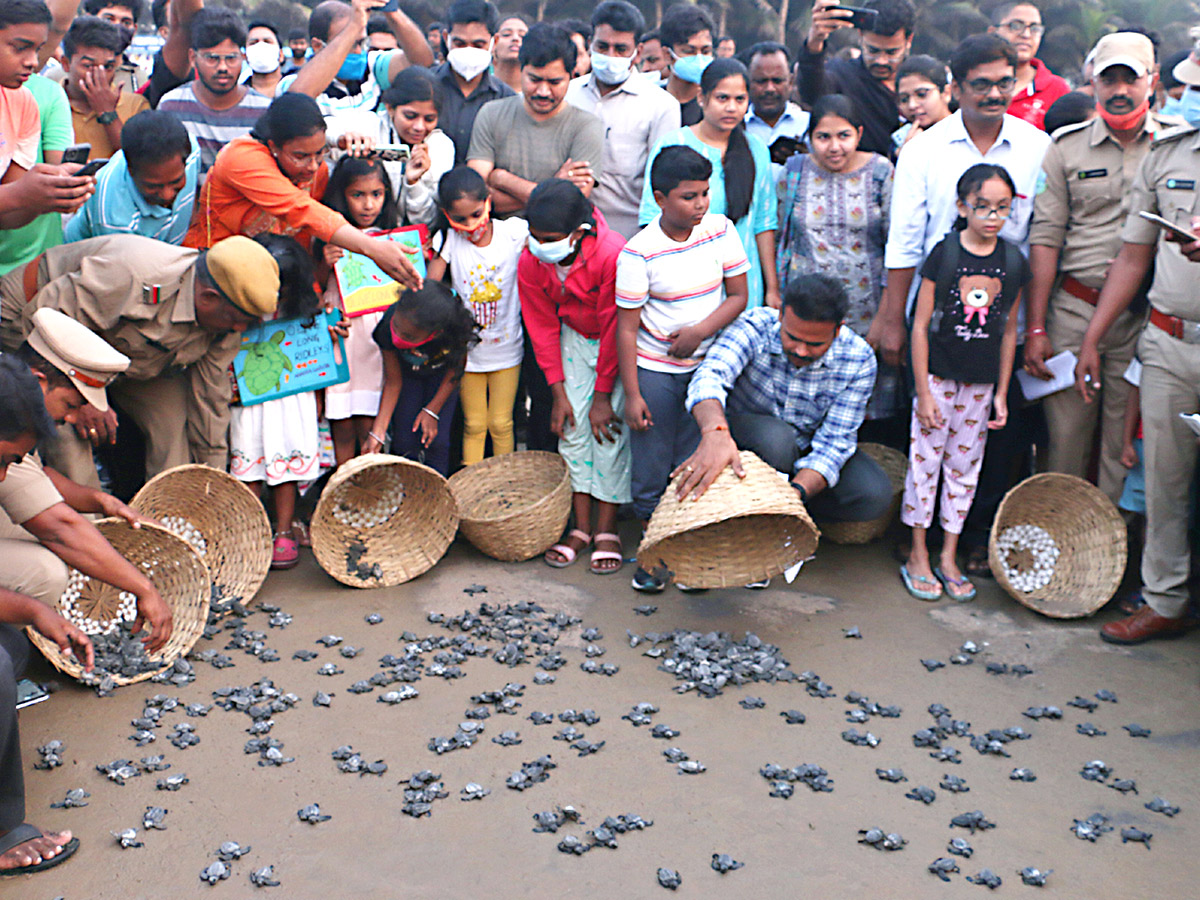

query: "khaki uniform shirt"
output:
1030 112 1178 289
3 235 241 467
1121 125 1200 320
0 452 61 528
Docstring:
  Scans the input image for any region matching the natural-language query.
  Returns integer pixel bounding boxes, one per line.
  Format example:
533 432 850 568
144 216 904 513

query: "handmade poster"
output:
233 310 348 405
335 225 427 317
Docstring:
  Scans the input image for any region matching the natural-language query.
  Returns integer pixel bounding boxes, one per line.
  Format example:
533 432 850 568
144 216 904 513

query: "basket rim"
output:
448 451 570 525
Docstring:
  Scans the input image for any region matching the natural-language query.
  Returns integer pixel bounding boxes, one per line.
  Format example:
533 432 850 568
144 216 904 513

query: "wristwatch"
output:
792 482 808 503
97 110 119 125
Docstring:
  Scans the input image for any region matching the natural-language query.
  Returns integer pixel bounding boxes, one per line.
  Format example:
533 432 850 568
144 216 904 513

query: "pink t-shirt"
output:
0 85 41 178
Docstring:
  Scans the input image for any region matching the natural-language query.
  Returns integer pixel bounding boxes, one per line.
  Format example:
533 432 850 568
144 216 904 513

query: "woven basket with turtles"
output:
988 473 1126 619
447 451 571 561
311 454 459 587
819 442 907 545
27 519 210 686
637 451 820 588
131 464 272 610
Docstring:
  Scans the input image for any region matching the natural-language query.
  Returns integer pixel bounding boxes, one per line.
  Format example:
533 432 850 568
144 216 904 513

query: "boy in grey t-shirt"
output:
467 23 603 215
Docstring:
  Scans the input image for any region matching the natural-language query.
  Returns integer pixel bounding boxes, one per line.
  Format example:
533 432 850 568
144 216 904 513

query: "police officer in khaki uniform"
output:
1076 46 1200 644
0 234 280 489
1026 33 1174 502
0 307 172 650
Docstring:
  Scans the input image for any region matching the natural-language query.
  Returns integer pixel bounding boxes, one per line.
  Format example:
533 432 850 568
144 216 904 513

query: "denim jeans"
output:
628 368 702 521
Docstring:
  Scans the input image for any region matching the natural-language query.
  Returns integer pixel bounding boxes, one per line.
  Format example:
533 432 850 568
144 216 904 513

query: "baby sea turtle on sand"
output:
912 729 941 749
316 635 343 647
316 663 343 676
1068 696 1098 713
1077 722 1106 737
984 662 1008 676
293 650 318 661
156 774 189 791
1010 768 1037 782
378 687 418 705
139 755 169 773
1095 689 1118 703
492 731 522 746
463 584 487 595
921 659 945 672
347 681 373 694
906 786 936 804
876 768 907 783
112 828 142 848
950 811 994 833
364 613 383 625
1109 778 1138 795
199 861 229 885
1123 723 1152 738
841 728 880 747
1121 827 1152 848
142 807 168 830
843 626 862 638
1070 813 1112 841
949 654 973 666
947 838 973 858
634 605 658 616
769 781 794 799
1080 760 1111 781
339 646 362 659
529 711 554 725
930 747 961 764
297 804 330 824
859 829 906 850
1145 797 1180 817
663 748 688 763
739 696 766 710
657 868 681 890
572 739 605 757
678 760 706 774
557 836 590 855
217 841 251 861
250 865 280 887
846 709 869 724
554 726 583 742
651 724 680 739
460 783 490 801
711 853 744 873
929 858 960 881
780 710 806 725
51 788 90 808
966 869 1002 889
1018 867 1052 886
185 703 211 717
1023 705 1063 720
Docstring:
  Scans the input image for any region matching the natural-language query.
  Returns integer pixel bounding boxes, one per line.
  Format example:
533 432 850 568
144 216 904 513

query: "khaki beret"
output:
205 236 280 318
27 308 130 411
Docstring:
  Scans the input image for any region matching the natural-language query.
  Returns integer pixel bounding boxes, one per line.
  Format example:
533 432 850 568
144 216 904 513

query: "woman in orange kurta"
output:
184 93 419 289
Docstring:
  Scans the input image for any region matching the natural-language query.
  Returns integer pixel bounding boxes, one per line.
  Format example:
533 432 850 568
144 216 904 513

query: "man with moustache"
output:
1026 33 1175 502
743 41 809 185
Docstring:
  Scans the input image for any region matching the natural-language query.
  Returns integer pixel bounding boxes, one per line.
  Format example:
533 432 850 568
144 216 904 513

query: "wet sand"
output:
8 530 1198 899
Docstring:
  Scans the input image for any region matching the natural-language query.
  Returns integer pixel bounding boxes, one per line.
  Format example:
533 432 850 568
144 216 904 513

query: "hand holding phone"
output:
74 159 109 177
368 144 410 162
62 143 91 165
840 5 880 32
769 135 806 166
1138 210 1199 243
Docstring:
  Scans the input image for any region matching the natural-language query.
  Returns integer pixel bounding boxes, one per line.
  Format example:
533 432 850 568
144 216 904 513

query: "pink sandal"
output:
271 533 299 570
590 532 623 575
545 529 591 568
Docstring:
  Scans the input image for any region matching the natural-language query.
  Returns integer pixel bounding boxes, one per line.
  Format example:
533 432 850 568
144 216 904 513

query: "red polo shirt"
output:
1007 59 1070 131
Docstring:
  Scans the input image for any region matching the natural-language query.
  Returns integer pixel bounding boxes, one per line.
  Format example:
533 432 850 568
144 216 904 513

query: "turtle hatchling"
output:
557 836 590 856
1145 797 1179 817
142 806 168 830
950 810 994 833
841 728 879 747
217 841 251 861
711 853 744 873
947 838 974 858
460 783 490 801
364 613 383 625
1109 778 1138 795
316 635 343 647
1123 723 1152 738
663 747 688 763
780 709 806 725
200 861 229 885
657 868 681 890
1121 827 1152 848
156 774 189 791
650 724 680 739
1018 867 1052 886
876 768 907 783
112 828 142 848
250 865 280 887
297 804 330 824
1070 813 1112 841
906 786 936 805
1068 696 1098 713
1077 722 1106 737
1095 689 1118 703
929 858 960 882
739 696 766 709
1010 768 1037 782
678 760 706 774
51 788 90 808
966 869 1002 889
492 730 522 746
921 659 945 672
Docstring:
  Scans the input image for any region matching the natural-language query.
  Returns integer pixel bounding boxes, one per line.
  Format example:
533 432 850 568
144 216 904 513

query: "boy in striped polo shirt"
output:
616 144 749 592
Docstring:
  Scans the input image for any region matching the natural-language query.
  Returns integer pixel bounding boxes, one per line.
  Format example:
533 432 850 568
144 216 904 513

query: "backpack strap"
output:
931 231 960 334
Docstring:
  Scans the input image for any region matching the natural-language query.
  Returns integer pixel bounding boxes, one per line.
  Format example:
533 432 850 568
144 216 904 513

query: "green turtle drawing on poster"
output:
238 330 293 396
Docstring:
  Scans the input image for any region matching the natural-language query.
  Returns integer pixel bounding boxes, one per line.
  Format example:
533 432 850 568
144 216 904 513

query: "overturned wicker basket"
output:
27 519 209 686
988 473 1126 618
819 442 908 545
447 451 571 561
311 455 458 587
131 464 271 608
637 451 820 588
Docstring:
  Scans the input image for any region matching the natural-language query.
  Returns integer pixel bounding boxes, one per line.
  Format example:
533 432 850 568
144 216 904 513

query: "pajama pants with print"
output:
901 374 995 534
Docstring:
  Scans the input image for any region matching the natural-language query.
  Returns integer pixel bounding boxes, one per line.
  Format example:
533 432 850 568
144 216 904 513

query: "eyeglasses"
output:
965 76 1016 95
1000 20 1045 37
970 203 1012 220
197 52 242 66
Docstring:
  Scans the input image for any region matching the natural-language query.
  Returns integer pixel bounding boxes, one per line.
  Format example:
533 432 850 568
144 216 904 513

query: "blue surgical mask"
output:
1178 87 1200 128
337 51 368 83
672 51 713 85
1160 95 1183 119
527 234 575 264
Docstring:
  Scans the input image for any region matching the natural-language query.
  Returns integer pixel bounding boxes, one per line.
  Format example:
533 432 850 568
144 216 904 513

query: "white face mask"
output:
590 51 634 86
245 41 281 75
528 232 578 264
448 45 493 81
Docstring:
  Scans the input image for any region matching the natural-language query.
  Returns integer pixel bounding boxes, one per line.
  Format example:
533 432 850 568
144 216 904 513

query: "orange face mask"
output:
447 197 491 242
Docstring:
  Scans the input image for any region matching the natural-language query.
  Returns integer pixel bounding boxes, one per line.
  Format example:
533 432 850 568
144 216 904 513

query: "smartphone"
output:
368 144 410 162
378 0 399 11
1138 210 1198 242
839 5 879 31
74 158 109 177
62 143 91 164
16 678 49 709
769 135 806 166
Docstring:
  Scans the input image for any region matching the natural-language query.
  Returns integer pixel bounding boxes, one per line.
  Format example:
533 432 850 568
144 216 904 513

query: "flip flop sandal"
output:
0 825 79 877
900 564 943 601
934 567 977 602
545 529 591 568
589 532 623 575
291 520 312 548
271 533 300 570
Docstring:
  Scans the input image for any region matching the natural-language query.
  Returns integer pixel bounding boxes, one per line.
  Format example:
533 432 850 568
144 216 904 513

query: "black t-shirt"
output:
145 49 189 108
371 304 455 373
919 235 1029 385
680 97 702 127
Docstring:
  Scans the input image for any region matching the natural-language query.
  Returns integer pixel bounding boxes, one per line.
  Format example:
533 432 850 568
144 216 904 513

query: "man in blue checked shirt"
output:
64 110 199 247
675 272 893 522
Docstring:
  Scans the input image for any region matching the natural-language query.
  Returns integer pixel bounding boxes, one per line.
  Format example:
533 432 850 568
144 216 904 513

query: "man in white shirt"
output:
872 32 1050 576
743 41 810 185
566 0 679 239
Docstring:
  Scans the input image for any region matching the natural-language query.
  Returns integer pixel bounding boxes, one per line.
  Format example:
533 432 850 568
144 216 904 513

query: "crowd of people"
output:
2 0 1200 875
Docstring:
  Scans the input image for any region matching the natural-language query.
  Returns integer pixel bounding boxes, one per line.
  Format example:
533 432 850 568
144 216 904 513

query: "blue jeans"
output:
726 412 892 523
388 367 459 476
629 368 702 521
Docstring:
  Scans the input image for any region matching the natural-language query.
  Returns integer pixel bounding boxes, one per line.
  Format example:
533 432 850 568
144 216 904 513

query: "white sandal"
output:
545 529 591 568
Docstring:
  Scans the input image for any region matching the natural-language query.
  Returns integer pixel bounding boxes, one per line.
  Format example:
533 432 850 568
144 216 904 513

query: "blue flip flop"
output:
934 567 977 602
900 565 943 601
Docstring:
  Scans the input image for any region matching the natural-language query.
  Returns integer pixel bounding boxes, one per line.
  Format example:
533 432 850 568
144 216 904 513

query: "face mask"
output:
1097 96 1150 131
336 51 368 83
246 42 281 74
447 198 492 242
390 319 438 350
671 52 713 85
447 46 493 81
528 233 577 264
1160 95 1183 118
1179 87 1200 128
591 51 634 86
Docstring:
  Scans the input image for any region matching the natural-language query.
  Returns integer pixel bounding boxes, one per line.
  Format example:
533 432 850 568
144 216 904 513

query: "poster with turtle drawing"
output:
233 310 349 405
335 225 428 317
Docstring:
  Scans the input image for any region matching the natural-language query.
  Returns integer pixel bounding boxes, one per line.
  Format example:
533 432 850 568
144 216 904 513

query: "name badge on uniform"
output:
1166 178 1196 190
1077 168 1108 180
142 284 161 305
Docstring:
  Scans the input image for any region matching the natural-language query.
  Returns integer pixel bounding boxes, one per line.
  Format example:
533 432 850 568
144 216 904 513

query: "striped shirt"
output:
615 212 749 373
157 83 272 176
686 308 876 488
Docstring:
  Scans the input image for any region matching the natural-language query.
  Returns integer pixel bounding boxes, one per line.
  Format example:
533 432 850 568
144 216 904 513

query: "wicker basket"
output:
131 464 271 607
820 442 908 545
447 451 571 561
311 454 458 587
637 451 820 588
988 473 1127 618
27 519 209 686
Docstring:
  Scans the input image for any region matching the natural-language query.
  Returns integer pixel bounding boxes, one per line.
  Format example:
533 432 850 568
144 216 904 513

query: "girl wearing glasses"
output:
900 163 1025 603
989 2 1068 130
